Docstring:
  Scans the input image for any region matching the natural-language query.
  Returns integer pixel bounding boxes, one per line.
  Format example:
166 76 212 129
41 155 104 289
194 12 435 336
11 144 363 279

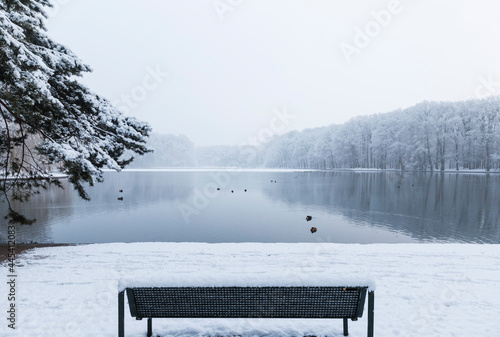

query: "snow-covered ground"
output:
2 243 499 337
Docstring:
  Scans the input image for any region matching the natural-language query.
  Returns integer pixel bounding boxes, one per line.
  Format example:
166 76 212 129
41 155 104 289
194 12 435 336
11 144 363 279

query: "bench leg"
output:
118 291 124 337
367 291 374 337
147 318 152 337
343 317 348 336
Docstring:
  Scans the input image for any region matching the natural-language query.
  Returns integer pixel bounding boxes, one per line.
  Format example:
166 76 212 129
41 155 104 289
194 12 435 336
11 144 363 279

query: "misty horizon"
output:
45 0 500 146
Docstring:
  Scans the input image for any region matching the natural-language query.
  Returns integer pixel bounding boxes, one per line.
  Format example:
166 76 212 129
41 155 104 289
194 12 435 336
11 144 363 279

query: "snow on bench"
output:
118 283 374 337
118 259 376 337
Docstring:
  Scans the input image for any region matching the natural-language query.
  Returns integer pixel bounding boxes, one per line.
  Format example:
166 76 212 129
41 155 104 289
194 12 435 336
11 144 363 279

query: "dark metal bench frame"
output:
118 286 374 337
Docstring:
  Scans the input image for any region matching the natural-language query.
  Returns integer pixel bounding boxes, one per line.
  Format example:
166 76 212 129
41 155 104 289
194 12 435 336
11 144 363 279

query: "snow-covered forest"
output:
134 97 500 171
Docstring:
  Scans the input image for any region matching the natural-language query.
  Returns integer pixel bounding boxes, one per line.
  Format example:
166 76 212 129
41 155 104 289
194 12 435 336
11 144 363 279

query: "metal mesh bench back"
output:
126 286 367 319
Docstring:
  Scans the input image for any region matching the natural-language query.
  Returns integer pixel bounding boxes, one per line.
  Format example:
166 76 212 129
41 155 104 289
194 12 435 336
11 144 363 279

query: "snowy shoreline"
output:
4 168 497 179
0 172 68 181
2 242 499 337
114 167 500 174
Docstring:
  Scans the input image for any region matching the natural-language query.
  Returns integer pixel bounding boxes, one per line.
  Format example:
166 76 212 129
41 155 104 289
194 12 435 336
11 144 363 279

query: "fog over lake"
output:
2 170 499 244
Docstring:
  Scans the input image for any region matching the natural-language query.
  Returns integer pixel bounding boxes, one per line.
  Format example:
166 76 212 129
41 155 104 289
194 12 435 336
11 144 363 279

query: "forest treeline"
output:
131 97 500 171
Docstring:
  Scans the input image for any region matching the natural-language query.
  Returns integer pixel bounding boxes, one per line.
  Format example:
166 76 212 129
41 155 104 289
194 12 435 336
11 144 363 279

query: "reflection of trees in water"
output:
0 181 72 243
3 171 499 243
0 172 195 243
94 172 194 206
262 172 500 243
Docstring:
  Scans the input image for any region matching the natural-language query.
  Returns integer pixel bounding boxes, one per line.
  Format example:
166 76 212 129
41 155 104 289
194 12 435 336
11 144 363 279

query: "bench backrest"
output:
125 286 368 319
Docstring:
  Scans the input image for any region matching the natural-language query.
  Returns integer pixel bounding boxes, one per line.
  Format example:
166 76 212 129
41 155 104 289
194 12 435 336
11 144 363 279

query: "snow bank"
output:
2 243 500 337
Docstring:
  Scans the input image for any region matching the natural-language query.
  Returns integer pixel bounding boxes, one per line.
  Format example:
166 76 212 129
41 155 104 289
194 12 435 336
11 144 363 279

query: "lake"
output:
2 170 500 244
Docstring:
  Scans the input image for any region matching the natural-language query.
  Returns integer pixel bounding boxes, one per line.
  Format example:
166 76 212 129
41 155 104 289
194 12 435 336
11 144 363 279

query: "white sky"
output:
45 0 500 146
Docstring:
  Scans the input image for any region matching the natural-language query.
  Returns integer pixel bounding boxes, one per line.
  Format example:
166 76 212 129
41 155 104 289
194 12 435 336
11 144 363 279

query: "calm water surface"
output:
2 170 500 243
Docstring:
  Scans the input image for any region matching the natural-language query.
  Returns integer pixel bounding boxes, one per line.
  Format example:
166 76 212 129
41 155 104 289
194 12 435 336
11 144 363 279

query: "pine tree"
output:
0 0 151 224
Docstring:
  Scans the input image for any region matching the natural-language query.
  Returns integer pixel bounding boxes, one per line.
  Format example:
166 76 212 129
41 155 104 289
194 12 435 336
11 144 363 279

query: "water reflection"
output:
261 171 500 243
1 170 499 243
0 171 195 243
0 183 72 243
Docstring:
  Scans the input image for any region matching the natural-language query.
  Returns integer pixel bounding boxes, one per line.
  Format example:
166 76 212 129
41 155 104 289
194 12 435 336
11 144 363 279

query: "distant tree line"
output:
134 97 500 171
130 133 195 168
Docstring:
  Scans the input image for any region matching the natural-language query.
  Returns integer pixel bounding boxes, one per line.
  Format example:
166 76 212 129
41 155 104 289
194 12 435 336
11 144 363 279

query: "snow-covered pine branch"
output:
0 0 151 224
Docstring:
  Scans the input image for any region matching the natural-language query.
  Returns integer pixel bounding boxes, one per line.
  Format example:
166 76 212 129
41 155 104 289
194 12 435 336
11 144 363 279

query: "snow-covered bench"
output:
118 286 374 337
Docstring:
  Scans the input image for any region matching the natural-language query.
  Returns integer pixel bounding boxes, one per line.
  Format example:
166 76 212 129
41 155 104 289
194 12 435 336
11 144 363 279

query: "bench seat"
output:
118 286 374 337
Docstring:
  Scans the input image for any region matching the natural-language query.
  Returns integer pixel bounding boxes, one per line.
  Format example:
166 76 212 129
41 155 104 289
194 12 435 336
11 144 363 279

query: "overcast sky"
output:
45 0 500 146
